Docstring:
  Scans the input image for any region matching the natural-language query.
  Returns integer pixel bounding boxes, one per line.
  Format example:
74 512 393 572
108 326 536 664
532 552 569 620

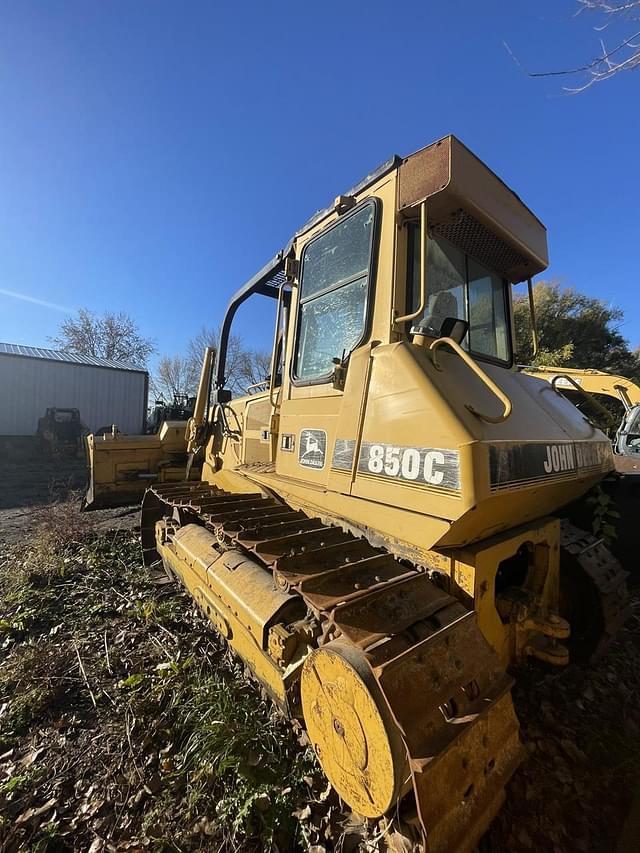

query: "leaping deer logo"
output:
299 429 326 468
301 434 321 460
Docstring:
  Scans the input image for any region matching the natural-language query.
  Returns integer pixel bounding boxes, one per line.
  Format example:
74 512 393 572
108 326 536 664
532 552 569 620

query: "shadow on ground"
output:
0 457 136 547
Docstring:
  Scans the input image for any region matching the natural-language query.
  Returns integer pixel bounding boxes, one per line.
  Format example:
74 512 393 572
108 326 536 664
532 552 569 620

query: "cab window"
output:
409 228 511 363
294 202 376 382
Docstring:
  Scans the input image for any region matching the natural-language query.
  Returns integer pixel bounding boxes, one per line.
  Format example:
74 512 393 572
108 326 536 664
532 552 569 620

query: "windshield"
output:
294 202 376 382
408 227 511 363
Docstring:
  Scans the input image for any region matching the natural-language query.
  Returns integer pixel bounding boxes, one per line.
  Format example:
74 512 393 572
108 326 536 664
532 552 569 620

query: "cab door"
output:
275 200 380 490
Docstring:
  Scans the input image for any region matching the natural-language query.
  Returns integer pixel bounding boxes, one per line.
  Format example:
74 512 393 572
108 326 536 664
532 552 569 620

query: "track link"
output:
560 521 630 661
141 482 523 853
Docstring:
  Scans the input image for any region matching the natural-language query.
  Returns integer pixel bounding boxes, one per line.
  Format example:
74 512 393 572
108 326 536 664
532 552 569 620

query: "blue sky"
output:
1 0 638 369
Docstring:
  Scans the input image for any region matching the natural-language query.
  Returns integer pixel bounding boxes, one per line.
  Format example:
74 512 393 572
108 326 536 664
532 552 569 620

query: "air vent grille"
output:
432 208 531 280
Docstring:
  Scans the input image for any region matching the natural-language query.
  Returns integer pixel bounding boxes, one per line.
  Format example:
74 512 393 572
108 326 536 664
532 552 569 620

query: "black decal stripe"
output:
489 441 613 489
490 472 580 492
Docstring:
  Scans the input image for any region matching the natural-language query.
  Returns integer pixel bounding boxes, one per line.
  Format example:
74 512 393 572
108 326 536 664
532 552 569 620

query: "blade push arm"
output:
186 346 216 455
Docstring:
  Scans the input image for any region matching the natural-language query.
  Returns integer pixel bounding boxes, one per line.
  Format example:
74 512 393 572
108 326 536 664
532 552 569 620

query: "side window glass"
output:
294 203 375 382
625 409 640 449
408 226 512 364
468 259 509 361
412 233 467 336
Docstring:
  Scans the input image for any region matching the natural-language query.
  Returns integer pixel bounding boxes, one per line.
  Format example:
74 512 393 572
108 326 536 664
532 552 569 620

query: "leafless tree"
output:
235 349 272 391
185 326 218 390
50 308 155 366
150 355 194 403
505 0 640 91
154 326 271 400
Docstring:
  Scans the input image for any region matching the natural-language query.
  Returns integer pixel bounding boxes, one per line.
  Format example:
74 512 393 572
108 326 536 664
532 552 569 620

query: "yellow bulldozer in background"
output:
83 395 201 509
83 421 201 509
85 136 631 852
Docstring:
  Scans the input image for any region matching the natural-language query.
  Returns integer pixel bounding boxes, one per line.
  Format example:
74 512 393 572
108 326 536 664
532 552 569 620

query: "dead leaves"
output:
15 796 57 825
486 621 640 853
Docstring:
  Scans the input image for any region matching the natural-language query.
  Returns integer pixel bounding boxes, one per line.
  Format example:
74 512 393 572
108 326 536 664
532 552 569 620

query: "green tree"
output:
513 281 640 381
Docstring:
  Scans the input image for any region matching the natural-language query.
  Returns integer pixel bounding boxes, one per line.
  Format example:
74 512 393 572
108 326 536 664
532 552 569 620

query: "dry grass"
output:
0 504 329 852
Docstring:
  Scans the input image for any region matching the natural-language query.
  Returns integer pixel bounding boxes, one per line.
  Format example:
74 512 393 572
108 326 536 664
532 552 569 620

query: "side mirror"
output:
410 316 469 345
331 355 349 392
440 317 469 345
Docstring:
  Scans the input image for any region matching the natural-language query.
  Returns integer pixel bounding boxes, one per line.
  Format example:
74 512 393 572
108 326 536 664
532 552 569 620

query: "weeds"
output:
0 501 321 852
27 488 97 572
587 482 621 544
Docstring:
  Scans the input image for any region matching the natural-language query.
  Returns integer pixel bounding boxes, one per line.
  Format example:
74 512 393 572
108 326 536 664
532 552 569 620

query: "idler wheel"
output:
300 641 408 818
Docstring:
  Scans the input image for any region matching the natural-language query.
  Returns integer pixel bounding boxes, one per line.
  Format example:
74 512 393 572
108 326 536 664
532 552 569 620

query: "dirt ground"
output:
0 457 137 547
0 458 639 852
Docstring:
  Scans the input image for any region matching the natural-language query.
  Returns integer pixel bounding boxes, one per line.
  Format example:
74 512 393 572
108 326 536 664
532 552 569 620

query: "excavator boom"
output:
521 364 640 475
521 364 640 409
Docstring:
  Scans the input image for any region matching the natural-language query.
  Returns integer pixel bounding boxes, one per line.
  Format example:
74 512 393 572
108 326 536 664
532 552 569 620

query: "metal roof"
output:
0 342 147 373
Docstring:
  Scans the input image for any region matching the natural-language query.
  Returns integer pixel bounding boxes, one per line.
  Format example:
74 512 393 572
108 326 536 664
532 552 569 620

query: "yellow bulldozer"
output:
83 422 200 509
83 396 201 509
85 136 630 852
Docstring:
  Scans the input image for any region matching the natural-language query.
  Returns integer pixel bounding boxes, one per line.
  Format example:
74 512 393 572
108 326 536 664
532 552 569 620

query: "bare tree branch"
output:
50 308 155 366
505 0 640 91
234 349 272 392
576 1 640 21
153 326 271 401
151 355 193 402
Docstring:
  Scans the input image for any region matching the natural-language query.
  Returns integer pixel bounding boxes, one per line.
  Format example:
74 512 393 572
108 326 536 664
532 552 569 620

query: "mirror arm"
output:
395 200 427 325
527 278 539 358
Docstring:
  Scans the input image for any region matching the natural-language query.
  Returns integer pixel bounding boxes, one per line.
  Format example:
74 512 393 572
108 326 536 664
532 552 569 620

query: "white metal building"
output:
0 342 148 436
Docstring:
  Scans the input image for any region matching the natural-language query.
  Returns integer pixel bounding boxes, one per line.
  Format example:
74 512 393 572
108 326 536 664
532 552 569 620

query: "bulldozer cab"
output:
214 160 517 467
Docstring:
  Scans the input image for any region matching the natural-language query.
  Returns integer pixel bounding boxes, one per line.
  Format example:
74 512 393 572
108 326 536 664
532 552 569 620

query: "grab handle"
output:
430 337 512 424
395 201 428 325
551 373 615 429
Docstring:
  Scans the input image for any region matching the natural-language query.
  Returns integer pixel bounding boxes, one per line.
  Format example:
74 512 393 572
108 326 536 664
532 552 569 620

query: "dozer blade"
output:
143 482 525 852
83 422 199 511
371 614 522 853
